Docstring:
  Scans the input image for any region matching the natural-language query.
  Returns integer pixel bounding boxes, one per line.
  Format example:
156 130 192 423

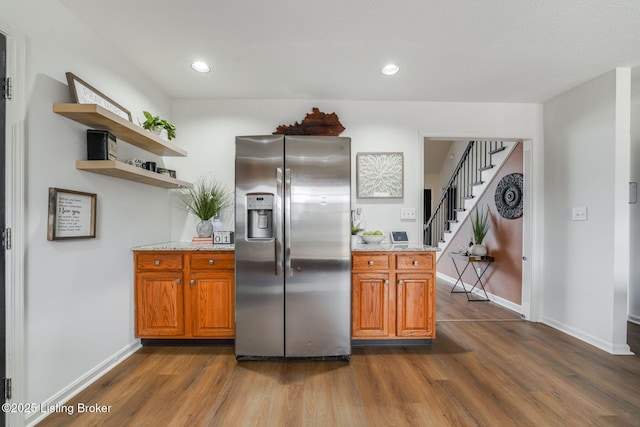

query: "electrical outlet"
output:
572 207 587 221
400 208 416 220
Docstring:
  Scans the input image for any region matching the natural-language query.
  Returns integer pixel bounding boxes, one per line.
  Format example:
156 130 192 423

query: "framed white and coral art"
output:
356 152 404 199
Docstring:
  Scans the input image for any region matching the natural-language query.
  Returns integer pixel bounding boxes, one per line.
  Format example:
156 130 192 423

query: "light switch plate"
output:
572 207 587 221
400 208 416 220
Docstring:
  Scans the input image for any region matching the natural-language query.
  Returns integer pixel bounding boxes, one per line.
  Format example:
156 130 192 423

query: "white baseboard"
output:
436 272 522 315
628 314 640 325
540 316 633 356
25 340 142 426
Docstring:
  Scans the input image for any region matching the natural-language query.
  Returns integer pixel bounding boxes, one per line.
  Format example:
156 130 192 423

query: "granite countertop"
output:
132 241 235 251
352 243 440 252
133 241 439 253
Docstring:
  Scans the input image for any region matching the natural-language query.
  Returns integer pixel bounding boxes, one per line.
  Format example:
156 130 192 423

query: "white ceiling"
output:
59 0 640 103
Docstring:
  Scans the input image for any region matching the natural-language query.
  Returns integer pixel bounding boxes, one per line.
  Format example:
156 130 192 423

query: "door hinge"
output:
3 378 11 400
2 228 11 250
2 77 12 100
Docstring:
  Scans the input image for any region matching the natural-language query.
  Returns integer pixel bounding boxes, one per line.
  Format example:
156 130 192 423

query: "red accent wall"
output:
437 143 523 305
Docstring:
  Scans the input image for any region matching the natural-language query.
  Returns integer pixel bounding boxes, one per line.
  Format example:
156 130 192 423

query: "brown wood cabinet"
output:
134 250 234 338
352 251 435 340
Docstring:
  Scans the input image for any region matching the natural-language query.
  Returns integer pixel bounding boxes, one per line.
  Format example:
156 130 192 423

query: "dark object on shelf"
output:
495 173 523 219
143 161 157 172
87 129 117 161
273 107 345 136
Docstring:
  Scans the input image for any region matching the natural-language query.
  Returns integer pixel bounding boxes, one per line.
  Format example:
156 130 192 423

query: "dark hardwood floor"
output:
37 280 640 427
436 277 523 322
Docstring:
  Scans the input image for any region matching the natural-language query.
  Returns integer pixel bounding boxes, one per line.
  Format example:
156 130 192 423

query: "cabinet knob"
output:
175 279 181 284
208 259 215 265
190 279 196 285
398 280 404 285
154 260 160 266
384 280 389 285
368 261 374 266
413 260 419 266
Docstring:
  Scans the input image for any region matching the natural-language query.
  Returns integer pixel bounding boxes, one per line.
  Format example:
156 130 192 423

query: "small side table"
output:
448 252 494 301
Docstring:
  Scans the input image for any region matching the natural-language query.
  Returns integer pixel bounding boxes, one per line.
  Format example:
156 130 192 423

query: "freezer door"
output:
284 136 351 357
235 135 285 357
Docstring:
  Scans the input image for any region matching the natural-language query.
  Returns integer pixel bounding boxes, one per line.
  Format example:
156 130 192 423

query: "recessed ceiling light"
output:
190 61 211 73
381 64 399 76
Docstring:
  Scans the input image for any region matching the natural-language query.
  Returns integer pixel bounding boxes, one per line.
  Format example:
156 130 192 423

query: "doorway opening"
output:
422 137 530 321
423 189 431 244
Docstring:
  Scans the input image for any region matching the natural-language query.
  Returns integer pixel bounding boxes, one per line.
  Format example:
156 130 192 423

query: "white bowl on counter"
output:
361 235 385 244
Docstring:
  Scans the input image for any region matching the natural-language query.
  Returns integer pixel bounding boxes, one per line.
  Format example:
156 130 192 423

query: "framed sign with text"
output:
65 72 133 122
47 188 97 241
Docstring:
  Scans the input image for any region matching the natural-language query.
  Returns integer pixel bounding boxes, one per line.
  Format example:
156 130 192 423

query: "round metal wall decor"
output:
494 173 523 219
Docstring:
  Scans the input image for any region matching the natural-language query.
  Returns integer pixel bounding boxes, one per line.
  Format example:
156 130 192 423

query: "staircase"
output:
425 140 517 260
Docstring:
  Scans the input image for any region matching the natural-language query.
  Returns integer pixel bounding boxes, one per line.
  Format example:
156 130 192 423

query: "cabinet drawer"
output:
190 253 235 270
352 254 390 271
396 253 434 270
136 253 183 270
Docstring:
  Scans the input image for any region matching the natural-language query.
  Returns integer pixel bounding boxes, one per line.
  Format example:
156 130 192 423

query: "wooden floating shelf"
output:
53 103 187 157
76 160 193 189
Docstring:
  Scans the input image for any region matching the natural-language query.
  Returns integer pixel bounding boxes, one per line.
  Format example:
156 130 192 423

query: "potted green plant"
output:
178 177 232 238
141 111 177 141
470 205 491 256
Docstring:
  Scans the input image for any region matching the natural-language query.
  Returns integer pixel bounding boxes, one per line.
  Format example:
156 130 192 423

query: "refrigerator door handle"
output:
284 168 293 277
275 167 284 277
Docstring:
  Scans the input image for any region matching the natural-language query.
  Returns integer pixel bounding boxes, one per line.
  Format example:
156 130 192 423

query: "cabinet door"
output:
352 273 390 337
136 271 184 337
396 273 435 337
189 272 235 337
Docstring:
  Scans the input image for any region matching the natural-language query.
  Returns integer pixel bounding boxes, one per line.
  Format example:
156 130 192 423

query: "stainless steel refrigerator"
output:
235 135 351 360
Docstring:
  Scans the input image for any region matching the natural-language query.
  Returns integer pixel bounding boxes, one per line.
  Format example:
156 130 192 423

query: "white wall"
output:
2 0 176 417
168 100 542 245
543 69 632 354
630 70 640 324
437 140 468 192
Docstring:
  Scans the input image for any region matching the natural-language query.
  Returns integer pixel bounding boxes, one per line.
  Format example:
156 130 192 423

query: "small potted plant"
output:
178 177 232 238
470 205 491 256
141 111 177 141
